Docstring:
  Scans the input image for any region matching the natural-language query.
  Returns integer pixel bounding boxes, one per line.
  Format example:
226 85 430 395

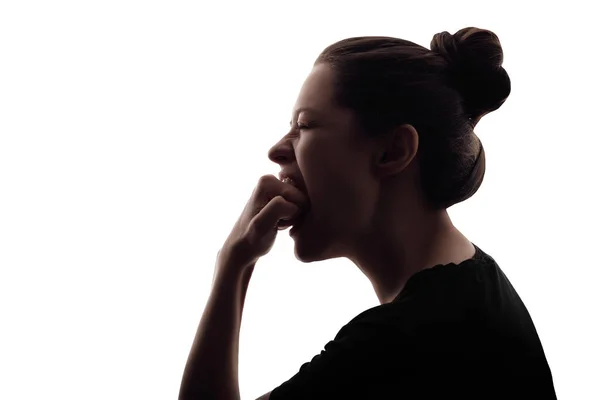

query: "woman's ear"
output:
374 124 419 177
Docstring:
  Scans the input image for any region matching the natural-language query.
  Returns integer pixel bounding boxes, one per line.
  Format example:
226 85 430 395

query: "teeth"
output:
282 176 305 194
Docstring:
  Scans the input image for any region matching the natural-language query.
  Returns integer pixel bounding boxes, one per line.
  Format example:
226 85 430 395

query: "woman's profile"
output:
179 27 557 399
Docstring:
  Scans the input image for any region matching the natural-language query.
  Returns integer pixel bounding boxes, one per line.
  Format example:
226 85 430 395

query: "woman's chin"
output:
291 226 331 263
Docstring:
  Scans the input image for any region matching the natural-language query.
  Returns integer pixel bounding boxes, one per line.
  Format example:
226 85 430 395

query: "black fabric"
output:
269 244 556 399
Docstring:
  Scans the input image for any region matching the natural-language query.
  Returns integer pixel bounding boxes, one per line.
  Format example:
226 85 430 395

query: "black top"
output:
269 244 556 399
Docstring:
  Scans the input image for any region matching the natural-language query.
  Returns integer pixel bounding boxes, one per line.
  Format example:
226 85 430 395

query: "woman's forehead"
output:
293 65 335 107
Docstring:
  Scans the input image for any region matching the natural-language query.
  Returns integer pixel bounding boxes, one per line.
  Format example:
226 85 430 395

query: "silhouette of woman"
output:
179 27 557 400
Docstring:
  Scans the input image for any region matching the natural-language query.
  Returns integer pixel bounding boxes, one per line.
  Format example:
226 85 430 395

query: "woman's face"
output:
268 63 382 263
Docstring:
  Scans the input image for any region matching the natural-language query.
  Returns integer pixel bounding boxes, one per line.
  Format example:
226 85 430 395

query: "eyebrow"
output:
289 107 320 127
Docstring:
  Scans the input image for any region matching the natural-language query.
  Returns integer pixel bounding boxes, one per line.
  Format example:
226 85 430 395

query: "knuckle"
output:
247 219 263 239
255 175 276 196
272 195 285 204
258 174 275 186
235 236 252 252
274 196 292 211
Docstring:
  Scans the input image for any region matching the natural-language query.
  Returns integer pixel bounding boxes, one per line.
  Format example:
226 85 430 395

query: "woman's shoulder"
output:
334 244 534 341
340 245 515 333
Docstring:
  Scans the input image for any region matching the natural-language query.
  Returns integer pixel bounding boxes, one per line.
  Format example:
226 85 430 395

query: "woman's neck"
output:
349 210 475 304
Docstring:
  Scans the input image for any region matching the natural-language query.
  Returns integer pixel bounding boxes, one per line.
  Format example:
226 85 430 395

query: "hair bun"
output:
431 27 511 126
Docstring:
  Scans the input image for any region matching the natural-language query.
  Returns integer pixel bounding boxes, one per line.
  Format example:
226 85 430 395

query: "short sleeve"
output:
266 318 495 399
268 322 412 399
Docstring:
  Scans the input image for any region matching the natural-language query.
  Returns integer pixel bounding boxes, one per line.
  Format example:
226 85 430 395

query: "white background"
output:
1 1 598 399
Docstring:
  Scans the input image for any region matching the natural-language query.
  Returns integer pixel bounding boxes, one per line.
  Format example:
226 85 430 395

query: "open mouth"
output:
277 175 310 232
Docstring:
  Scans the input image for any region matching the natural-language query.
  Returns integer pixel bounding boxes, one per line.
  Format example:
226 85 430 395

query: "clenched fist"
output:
216 174 310 273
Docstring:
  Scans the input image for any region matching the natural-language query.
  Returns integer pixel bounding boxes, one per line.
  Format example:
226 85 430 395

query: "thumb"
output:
252 195 299 236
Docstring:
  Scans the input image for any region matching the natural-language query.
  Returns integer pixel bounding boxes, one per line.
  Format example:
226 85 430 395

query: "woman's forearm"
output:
178 259 255 400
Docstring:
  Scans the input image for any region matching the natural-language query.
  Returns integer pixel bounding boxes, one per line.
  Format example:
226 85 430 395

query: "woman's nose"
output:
268 139 294 165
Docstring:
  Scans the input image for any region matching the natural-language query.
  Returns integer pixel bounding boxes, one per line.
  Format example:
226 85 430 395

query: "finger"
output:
255 175 309 207
251 195 299 237
276 218 294 230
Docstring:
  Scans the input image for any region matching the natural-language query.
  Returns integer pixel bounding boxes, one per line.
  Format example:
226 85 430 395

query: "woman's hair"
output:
315 27 511 209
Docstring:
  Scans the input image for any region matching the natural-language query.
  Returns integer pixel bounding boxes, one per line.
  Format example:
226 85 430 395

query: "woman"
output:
179 27 557 399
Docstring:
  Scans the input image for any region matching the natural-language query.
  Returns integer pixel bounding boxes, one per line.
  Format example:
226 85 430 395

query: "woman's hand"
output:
216 174 309 274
